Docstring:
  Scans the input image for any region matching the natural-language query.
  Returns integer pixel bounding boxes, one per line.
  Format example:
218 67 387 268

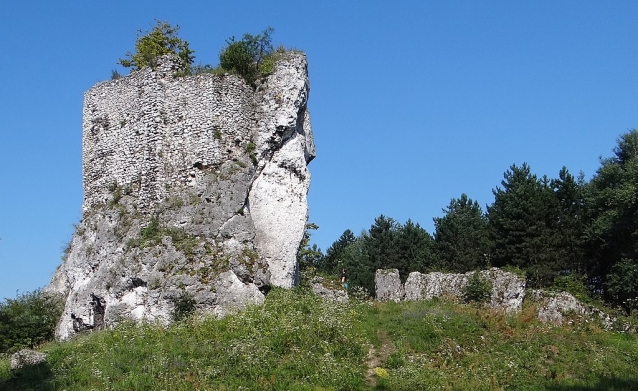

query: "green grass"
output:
360 300 638 390
1 289 637 390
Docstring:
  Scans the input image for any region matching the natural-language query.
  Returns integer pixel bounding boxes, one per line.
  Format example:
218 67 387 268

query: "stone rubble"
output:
10 349 47 370
309 276 349 303
531 290 587 325
530 289 635 331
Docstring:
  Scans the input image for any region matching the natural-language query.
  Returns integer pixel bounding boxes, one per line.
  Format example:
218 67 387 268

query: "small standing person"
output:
341 268 348 289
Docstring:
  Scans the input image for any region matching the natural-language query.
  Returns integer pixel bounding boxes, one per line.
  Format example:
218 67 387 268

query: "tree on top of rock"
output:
118 20 195 70
219 27 280 86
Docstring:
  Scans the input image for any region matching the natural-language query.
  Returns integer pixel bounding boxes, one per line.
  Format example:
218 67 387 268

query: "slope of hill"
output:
1 288 637 390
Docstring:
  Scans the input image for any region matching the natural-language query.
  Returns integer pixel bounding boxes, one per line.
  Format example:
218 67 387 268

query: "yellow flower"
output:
373 367 389 379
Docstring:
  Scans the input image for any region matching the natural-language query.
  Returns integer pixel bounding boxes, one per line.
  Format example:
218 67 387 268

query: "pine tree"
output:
365 215 399 272
584 130 638 309
319 229 356 275
487 163 562 287
395 219 435 278
550 167 586 275
339 237 373 294
433 194 491 273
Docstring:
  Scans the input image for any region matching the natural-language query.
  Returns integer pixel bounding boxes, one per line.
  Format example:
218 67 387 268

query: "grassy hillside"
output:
1 288 637 390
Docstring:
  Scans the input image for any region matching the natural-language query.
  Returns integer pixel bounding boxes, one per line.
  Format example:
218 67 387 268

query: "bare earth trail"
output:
365 329 395 387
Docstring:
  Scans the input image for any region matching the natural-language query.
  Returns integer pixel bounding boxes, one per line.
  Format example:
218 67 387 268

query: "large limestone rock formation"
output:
48 52 315 339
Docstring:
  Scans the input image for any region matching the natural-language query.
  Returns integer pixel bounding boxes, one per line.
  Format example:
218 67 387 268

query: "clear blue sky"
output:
1 1 637 300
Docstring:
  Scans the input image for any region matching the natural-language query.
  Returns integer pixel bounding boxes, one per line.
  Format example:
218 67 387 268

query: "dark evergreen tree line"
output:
313 216 435 295
306 130 638 314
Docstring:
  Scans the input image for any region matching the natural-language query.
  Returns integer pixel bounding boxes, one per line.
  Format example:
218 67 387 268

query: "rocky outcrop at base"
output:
374 268 635 331
309 276 348 303
530 290 635 331
531 290 587 325
10 349 47 370
376 268 526 313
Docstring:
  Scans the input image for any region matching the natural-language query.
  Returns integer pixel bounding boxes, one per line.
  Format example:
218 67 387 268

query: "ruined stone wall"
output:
83 58 255 212
375 268 526 313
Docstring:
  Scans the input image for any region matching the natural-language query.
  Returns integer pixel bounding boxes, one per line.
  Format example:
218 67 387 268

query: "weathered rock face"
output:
483 268 527 313
375 269 404 302
531 290 587 325
404 271 467 301
48 53 314 339
530 290 635 332
381 268 526 313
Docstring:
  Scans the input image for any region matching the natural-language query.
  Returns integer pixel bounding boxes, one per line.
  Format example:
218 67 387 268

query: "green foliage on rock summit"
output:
117 22 286 87
118 20 195 70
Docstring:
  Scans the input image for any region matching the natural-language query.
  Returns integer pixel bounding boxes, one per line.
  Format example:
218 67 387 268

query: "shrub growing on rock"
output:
462 272 492 304
118 20 195 70
171 291 196 322
219 27 279 86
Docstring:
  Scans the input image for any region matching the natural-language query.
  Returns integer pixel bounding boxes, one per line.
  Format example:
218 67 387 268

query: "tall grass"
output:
358 299 638 390
1 290 637 390
2 288 367 390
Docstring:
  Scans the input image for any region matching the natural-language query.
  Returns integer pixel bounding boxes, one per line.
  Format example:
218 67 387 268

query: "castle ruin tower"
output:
48 52 315 339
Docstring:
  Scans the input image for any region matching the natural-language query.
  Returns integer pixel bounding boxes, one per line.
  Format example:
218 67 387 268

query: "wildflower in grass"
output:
374 367 389 379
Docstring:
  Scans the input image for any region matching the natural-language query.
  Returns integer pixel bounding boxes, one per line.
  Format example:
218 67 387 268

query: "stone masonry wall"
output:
83 58 255 213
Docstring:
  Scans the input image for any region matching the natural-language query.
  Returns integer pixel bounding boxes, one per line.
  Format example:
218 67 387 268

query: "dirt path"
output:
364 329 395 387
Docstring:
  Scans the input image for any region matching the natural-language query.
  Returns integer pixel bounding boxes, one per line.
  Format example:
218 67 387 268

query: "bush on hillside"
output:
605 258 638 315
551 274 593 303
0 289 64 353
